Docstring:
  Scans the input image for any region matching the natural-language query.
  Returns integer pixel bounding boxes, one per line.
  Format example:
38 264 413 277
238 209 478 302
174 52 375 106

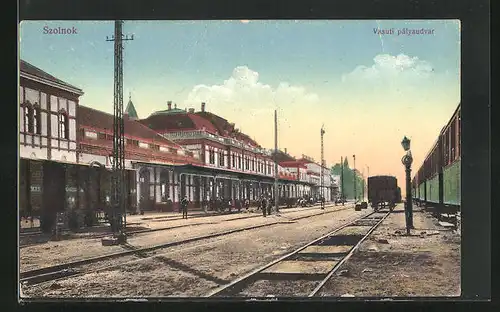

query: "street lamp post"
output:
401 136 414 234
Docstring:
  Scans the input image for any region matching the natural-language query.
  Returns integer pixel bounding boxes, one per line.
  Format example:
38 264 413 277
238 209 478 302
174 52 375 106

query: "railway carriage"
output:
368 175 399 211
412 104 461 214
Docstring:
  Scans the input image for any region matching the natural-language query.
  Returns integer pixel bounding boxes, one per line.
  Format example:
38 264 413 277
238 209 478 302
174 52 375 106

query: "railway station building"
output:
19 60 338 232
19 60 85 232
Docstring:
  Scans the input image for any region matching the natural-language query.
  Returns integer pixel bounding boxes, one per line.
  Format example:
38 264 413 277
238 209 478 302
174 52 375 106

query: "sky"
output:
19 20 460 193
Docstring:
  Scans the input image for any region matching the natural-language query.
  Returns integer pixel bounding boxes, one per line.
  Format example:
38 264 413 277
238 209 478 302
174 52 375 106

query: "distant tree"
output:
331 160 367 200
331 163 342 176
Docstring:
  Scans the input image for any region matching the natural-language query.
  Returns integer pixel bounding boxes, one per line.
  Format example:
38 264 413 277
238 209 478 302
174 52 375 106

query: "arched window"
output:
33 104 41 135
24 103 32 133
59 112 69 139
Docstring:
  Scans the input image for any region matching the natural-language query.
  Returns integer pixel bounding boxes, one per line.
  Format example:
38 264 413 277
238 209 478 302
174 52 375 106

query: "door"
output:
139 168 150 211
42 162 65 233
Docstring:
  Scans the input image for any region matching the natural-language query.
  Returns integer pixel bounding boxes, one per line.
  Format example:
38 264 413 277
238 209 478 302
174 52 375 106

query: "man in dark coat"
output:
261 196 267 217
267 197 273 215
181 196 189 219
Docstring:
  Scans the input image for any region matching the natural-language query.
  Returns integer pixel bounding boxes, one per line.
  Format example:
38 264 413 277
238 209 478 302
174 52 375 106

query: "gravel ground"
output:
22 207 367 298
316 204 461 297
239 280 319 297
20 205 350 273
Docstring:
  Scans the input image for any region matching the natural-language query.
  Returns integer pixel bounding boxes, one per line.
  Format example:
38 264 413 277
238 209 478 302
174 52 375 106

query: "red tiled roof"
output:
297 158 314 164
279 160 308 169
20 59 83 94
140 112 218 134
78 106 182 148
196 111 260 146
187 113 219 134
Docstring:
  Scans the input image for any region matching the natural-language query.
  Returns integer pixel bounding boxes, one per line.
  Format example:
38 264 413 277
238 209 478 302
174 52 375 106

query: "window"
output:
458 111 461 156
232 154 235 167
126 139 139 146
149 143 160 151
33 105 41 134
219 151 225 166
160 171 170 201
24 104 32 132
238 155 242 169
209 150 215 164
58 112 69 139
98 133 107 140
450 119 457 161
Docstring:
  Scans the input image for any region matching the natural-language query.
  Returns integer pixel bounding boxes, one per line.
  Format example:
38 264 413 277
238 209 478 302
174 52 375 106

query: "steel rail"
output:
205 210 378 297
20 204 353 284
20 203 337 247
308 210 391 296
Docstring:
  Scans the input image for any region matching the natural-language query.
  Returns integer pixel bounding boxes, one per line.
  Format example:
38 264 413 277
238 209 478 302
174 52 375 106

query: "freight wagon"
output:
368 175 399 211
412 103 461 214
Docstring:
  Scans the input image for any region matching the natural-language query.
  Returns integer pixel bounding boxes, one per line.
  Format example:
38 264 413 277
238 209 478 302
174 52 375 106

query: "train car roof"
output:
368 175 397 180
442 102 461 134
412 103 460 181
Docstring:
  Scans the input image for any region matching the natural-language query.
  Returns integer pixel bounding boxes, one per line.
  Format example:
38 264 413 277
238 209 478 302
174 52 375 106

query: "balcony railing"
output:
162 130 267 154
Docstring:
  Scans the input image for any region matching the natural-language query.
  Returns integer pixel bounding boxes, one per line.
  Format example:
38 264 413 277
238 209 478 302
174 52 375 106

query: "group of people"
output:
174 193 327 219
259 195 276 217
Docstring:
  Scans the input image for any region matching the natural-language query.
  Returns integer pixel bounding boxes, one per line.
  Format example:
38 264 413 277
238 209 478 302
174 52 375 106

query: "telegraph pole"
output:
340 156 344 205
353 154 357 203
106 21 133 242
367 165 370 201
362 168 365 201
320 125 325 209
274 110 279 214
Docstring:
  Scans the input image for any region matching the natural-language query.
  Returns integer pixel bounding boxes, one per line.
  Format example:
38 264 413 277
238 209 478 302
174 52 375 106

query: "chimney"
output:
201 102 206 112
284 148 287 154
167 101 172 110
188 108 195 113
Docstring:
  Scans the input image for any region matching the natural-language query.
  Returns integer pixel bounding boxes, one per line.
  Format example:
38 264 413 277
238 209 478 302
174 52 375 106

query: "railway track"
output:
20 204 354 286
19 203 337 248
205 210 391 297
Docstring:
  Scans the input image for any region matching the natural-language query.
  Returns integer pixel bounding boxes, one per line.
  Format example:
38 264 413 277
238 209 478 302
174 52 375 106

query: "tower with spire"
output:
125 92 139 120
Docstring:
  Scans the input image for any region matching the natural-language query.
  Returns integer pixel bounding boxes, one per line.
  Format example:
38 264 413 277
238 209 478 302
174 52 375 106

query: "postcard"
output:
19 20 461 299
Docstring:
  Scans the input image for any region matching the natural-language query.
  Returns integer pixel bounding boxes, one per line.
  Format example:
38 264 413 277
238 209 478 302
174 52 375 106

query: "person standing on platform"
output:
181 196 189 219
261 196 267 217
267 197 273 216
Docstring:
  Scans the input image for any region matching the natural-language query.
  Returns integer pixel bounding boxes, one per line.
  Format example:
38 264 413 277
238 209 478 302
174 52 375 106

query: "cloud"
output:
341 53 434 84
184 66 319 113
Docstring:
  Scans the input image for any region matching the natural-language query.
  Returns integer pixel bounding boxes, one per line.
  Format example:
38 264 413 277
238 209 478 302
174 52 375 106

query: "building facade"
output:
19 60 339 232
19 60 84 232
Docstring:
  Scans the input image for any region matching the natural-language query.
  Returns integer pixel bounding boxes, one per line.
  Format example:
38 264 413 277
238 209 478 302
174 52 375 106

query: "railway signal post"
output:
320 125 325 210
274 110 279 214
401 136 414 234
